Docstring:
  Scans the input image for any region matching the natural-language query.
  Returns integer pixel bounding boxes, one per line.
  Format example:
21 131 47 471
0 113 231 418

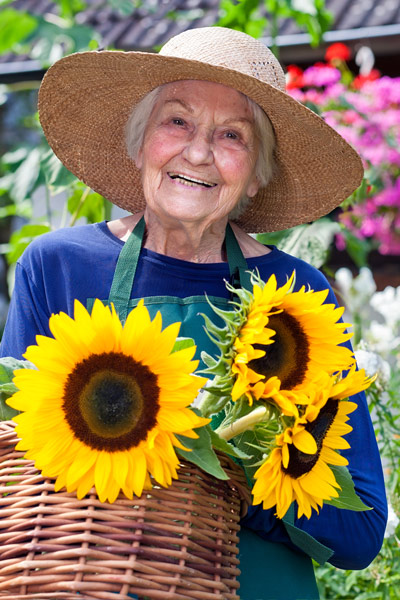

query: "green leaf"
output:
176 424 229 480
1 147 29 167
8 148 41 204
172 337 195 353
53 0 86 19
260 219 340 269
0 201 32 220
0 8 38 53
67 183 111 225
27 17 101 68
41 148 77 194
209 427 252 459
325 465 372 511
0 357 35 422
0 357 36 384
339 228 370 268
0 382 18 395
6 223 51 264
108 0 136 15
0 393 19 420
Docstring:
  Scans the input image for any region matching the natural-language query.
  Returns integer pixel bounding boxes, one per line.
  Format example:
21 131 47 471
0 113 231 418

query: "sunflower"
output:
232 274 355 407
7 299 208 503
251 367 373 519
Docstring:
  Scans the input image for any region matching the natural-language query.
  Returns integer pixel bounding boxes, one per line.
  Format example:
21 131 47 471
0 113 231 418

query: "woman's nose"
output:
182 129 213 165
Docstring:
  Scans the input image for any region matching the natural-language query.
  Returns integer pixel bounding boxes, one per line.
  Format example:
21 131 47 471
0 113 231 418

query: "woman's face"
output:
136 80 260 227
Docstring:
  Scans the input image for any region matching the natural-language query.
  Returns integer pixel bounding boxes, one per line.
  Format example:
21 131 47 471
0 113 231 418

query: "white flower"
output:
335 267 376 316
355 348 391 390
354 267 377 297
370 286 400 329
384 502 399 538
366 322 400 358
335 267 353 295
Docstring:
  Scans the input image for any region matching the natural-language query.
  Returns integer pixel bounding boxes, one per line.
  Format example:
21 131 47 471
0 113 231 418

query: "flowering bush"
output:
286 44 400 257
316 267 400 599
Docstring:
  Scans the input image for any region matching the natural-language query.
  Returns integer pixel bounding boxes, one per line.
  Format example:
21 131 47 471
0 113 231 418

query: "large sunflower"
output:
251 367 374 519
232 275 355 408
8 299 208 503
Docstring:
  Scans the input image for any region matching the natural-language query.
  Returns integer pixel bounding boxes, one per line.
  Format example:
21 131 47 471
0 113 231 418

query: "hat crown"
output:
160 27 286 92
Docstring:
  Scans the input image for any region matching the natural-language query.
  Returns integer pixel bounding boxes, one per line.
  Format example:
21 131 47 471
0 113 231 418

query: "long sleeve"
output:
1 228 388 571
242 386 387 569
0 262 51 359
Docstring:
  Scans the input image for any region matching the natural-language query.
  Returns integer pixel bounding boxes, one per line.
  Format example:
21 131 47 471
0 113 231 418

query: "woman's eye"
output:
172 118 185 126
224 131 239 140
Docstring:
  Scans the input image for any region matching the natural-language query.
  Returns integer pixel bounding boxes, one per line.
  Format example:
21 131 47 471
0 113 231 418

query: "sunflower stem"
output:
216 406 268 441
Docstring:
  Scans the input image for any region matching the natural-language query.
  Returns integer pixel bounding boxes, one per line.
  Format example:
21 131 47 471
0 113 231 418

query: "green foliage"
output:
218 0 267 38
27 17 99 67
67 183 112 226
258 218 340 269
209 427 253 459
309 342 400 598
107 0 137 16
0 357 35 420
0 8 38 53
324 465 371 511
314 274 400 599
316 536 400 600
0 1 104 289
217 0 332 54
0 143 111 274
176 422 230 480
53 0 87 19
5 223 52 264
338 227 370 268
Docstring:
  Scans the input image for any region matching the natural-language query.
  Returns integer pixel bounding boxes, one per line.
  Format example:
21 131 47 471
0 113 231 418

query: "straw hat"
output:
38 27 363 233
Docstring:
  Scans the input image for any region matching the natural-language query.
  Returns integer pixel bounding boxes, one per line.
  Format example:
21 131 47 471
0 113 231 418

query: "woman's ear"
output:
135 148 143 169
246 175 260 199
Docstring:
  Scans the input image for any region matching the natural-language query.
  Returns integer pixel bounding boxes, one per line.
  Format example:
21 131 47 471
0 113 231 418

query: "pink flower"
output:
288 59 400 255
302 64 341 88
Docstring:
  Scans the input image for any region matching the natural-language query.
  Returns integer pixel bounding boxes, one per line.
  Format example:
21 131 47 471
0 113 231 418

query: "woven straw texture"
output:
38 27 364 233
0 421 250 600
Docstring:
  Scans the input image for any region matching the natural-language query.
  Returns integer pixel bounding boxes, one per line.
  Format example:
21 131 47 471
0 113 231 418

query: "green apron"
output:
88 217 333 600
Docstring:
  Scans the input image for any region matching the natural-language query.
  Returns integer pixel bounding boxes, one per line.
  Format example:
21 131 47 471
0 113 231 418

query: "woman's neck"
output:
106 211 270 262
143 210 228 262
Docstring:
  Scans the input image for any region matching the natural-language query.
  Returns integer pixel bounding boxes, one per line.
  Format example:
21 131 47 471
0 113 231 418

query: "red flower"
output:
325 43 351 63
286 64 304 89
352 69 381 89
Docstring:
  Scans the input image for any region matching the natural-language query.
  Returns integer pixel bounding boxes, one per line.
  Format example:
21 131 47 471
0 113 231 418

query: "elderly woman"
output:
0 27 387 600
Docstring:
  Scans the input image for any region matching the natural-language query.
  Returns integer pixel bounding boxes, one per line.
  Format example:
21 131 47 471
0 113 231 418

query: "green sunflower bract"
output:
6 271 374 519
199 271 374 519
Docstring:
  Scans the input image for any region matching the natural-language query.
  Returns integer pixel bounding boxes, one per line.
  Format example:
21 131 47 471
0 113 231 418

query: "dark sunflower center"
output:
282 399 339 478
247 312 309 390
62 352 160 451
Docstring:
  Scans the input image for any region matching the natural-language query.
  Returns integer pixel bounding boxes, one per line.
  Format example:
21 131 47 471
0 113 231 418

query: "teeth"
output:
168 173 216 188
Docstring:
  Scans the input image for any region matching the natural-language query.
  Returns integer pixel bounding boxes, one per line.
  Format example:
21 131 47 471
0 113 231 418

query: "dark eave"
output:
1 0 399 81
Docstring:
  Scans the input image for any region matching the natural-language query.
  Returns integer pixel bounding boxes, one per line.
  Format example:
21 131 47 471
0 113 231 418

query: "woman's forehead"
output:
156 80 254 118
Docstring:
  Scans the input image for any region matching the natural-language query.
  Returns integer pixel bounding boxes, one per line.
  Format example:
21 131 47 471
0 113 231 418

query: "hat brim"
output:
38 50 363 233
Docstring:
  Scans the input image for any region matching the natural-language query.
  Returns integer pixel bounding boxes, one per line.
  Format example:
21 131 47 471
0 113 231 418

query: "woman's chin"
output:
148 200 230 226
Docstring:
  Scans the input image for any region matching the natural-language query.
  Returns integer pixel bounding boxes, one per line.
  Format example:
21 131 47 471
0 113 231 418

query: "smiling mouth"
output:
168 173 217 188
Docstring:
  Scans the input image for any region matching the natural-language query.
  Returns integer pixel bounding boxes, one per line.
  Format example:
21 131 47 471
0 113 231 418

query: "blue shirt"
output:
0 221 388 569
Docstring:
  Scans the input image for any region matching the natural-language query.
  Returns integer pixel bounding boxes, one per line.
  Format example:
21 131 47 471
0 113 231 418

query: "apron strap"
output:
107 216 251 319
282 503 333 565
108 216 145 311
225 223 252 291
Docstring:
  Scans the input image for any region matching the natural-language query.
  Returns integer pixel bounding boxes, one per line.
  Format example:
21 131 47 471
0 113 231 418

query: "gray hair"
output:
125 83 276 218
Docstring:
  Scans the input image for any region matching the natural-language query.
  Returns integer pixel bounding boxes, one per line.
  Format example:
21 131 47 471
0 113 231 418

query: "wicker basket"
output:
0 421 250 600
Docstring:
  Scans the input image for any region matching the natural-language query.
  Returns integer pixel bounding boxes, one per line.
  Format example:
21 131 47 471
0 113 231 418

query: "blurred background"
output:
0 2 399 598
